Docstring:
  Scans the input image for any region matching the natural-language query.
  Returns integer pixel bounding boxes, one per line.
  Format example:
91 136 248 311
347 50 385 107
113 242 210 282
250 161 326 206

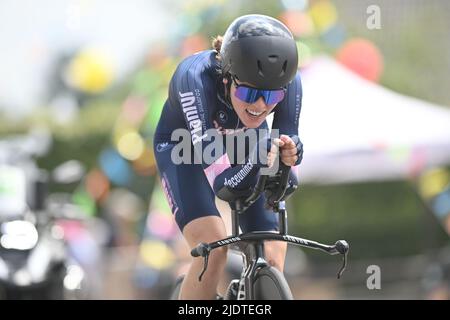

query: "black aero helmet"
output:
220 14 298 89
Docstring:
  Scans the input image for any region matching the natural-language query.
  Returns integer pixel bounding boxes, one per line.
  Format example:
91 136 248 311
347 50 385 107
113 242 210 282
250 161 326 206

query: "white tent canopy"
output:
283 56 450 184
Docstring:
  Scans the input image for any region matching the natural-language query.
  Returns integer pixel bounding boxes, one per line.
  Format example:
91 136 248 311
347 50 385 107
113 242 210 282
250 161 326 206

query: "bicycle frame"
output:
192 202 349 299
230 199 293 300
191 164 349 300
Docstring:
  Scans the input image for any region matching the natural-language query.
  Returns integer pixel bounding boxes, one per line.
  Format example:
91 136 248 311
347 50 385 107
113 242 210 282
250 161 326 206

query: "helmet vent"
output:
279 60 287 77
257 60 265 77
268 55 278 63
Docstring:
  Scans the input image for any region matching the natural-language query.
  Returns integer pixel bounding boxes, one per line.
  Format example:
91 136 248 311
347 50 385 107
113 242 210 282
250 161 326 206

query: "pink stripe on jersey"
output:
204 154 232 188
161 174 179 217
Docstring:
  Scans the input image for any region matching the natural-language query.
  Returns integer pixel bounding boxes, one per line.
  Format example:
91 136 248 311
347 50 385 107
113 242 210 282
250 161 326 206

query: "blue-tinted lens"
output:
234 86 259 103
234 86 285 105
261 90 286 105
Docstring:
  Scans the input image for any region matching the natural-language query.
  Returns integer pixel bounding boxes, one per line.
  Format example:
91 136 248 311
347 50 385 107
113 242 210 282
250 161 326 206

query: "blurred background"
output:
0 0 449 300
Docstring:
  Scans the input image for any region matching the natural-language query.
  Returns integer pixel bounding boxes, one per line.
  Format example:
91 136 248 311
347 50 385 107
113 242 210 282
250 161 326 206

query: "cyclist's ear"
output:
223 73 232 86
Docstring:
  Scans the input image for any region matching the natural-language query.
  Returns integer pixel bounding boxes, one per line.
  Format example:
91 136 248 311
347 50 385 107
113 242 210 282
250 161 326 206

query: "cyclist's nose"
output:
254 97 269 109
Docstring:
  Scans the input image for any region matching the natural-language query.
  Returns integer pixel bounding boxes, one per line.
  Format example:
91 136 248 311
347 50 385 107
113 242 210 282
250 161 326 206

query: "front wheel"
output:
253 266 293 300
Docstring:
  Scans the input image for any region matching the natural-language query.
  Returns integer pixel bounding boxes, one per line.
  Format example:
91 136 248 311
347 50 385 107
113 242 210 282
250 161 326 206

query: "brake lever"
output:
337 252 348 279
191 243 211 282
199 253 210 282
334 240 349 279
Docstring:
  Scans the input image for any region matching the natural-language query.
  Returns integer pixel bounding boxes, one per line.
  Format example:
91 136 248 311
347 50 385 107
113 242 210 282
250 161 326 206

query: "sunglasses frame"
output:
231 76 287 105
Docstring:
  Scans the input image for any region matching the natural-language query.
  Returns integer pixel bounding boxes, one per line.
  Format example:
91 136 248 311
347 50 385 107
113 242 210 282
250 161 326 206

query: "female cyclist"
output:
153 14 303 299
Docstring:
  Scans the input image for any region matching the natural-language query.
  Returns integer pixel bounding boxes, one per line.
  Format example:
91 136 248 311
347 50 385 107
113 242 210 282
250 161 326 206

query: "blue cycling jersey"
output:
153 50 302 231
154 50 302 194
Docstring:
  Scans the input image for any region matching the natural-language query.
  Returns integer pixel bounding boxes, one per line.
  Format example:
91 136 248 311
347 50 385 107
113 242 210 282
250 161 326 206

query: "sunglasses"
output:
232 77 286 105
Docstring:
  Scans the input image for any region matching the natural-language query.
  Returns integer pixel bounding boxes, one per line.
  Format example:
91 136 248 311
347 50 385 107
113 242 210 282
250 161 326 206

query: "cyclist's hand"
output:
279 135 299 167
267 138 284 169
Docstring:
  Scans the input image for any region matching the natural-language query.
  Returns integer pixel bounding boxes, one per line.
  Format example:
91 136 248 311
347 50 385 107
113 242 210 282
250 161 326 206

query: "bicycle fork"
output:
235 241 268 300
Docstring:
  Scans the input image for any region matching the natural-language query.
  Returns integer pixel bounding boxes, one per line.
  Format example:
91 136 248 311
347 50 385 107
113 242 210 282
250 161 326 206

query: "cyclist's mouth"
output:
245 109 265 119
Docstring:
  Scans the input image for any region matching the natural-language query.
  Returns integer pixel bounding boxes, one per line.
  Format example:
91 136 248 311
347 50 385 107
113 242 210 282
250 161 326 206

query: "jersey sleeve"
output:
271 71 303 136
271 71 303 178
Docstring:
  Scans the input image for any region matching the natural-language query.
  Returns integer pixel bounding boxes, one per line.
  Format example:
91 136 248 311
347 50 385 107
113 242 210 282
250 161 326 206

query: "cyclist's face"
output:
226 78 277 128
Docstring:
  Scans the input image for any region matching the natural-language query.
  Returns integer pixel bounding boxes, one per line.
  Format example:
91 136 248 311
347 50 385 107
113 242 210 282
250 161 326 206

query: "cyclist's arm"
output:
272 71 302 138
212 134 272 197
170 54 265 195
272 71 303 176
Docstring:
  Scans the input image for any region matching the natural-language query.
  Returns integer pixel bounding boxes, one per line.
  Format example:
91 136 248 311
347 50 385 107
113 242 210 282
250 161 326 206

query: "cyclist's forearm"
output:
213 158 261 195
212 137 272 193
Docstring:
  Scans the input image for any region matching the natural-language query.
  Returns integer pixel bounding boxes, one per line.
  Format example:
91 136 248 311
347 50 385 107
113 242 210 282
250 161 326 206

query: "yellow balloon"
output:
66 48 114 93
140 240 176 270
308 0 338 33
117 131 145 161
419 168 450 200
